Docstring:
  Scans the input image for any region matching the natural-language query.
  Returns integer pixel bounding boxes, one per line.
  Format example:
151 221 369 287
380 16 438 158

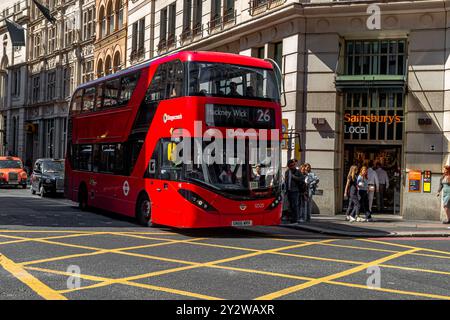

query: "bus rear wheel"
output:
136 193 152 227
78 185 88 211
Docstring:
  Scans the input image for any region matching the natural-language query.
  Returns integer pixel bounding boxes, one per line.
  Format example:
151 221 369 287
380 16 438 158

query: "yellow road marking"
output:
318 242 401 253
43 239 337 296
0 254 67 300
379 264 450 277
326 280 450 300
21 251 109 266
122 280 223 300
26 265 220 300
254 248 420 300
3 230 449 300
20 237 206 266
273 251 366 265
360 239 450 256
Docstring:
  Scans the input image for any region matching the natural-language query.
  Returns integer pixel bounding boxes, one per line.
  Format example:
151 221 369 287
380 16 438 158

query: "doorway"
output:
343 144 402 215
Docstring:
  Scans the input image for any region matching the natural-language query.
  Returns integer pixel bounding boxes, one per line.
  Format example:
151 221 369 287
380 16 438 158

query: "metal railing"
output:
249 0 286 15
207 10 236 34
179 23 203 44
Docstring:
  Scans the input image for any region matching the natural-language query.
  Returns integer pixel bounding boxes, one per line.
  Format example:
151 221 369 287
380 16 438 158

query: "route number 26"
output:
257 109 271 122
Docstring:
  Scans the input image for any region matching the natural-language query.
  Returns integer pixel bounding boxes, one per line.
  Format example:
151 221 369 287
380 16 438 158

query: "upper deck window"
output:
71 71 141 115
187 62 280 102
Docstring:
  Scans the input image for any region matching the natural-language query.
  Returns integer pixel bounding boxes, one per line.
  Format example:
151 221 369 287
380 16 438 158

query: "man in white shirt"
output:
367 160 379 217
376 163 390 213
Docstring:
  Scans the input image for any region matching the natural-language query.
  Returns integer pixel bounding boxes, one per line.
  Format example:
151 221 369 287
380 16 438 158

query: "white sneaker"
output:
356 217 365 222
345 215 350 221
349 216 356 222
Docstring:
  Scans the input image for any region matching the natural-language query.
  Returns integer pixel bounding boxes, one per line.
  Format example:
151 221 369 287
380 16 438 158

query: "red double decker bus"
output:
65 51 283 228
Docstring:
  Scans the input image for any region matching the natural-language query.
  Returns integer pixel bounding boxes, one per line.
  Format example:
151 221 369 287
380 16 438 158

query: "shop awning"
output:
335 75 406 92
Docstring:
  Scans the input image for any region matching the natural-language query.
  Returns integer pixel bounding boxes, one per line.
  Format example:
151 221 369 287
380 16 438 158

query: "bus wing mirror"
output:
265 58 286 108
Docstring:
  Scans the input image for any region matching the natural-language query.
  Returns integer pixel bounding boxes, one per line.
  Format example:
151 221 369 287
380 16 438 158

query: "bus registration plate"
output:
232 220 253 227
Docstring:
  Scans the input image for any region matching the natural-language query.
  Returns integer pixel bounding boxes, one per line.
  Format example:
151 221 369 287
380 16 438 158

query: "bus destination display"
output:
205 104 275 129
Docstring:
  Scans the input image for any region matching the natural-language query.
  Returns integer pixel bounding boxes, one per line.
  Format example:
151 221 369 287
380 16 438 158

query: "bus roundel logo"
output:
123 181 130 196
240 204 247 211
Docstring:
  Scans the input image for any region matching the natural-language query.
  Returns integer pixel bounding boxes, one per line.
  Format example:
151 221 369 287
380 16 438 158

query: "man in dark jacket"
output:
285 159 304 223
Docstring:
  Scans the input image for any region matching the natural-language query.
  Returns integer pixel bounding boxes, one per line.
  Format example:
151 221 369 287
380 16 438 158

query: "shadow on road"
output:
0 194 335 240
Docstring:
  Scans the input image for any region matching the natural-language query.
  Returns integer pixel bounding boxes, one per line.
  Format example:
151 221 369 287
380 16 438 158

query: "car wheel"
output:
78 185 88 211
136 193 153 227
30 185 36 195
39 185 46 197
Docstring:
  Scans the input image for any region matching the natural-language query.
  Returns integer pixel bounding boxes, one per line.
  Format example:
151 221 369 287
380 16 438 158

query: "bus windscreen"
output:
187 62 280 102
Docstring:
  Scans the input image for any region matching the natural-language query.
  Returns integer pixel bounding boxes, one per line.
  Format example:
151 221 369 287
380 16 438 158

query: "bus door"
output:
148 140 183 220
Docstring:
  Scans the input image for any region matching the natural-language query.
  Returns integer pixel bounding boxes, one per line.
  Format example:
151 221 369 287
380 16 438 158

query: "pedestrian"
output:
284 159 303 223
344 165 360 222
367 160 379 216
298 164 307 223
376 162 389 213
437 165 450 224
357 166 372 222
303 163 319 222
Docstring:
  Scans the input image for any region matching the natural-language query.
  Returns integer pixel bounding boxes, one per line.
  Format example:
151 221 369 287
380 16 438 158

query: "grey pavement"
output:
282 214 450 237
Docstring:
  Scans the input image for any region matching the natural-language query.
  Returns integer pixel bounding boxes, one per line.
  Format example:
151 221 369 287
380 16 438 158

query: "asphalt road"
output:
0 187 449 300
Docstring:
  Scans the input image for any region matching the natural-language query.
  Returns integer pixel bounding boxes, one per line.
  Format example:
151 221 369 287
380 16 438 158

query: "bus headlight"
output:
267 195 283 210
178 189 217 212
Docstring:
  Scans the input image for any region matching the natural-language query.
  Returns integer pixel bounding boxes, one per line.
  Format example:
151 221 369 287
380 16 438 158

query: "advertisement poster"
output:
408 170 422 192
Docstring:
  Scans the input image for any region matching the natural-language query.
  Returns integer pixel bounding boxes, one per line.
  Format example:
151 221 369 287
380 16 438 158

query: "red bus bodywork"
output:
65 51 282 228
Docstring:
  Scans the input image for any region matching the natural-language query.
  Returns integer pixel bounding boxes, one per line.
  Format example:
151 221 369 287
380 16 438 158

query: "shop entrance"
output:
343 144 402 215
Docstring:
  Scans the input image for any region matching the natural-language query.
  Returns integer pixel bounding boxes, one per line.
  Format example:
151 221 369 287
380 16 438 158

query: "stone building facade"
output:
94 0 127 77
0 0 29 159
126 0 450 221
25 0 95 164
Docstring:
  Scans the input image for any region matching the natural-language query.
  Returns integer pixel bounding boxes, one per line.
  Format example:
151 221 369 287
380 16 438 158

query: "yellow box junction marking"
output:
0 253 67 300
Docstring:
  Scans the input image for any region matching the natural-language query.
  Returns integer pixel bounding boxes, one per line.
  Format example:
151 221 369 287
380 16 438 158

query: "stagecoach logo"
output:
123 181 130 196
239 204 247 211
163 113 183 123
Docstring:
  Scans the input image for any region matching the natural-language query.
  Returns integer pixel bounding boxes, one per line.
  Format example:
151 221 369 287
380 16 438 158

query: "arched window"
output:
106 1 114 35
113 51 121 72
105 55 112 75
115 0 124 30
97 59 104 78
99 6 106 39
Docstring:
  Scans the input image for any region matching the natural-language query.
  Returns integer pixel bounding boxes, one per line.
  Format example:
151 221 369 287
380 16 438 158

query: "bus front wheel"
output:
136 193 152 227
78 185 88 211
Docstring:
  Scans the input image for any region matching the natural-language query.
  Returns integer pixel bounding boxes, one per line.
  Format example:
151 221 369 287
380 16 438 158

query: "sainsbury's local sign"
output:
344 113 401 134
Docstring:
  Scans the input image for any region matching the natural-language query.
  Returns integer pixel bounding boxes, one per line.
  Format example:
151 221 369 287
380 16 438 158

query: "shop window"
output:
344 90 404 142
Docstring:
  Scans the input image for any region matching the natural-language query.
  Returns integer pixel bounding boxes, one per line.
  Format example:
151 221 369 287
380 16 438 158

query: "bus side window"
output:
71 89 83 115
114 143 125 175
119 72 140 106
148 64 166 101
104 78 120 108
83 87 96 112
78 145 93 171
167 60 183 98
96 83 104 110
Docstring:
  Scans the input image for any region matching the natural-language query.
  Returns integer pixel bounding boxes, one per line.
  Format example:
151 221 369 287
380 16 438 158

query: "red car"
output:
0 156 28 188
